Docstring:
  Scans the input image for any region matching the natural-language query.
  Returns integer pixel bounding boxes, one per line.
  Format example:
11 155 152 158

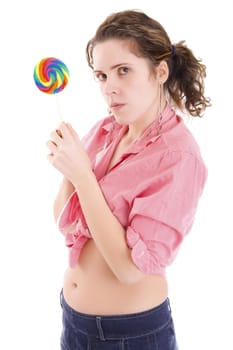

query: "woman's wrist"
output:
73 168 96 191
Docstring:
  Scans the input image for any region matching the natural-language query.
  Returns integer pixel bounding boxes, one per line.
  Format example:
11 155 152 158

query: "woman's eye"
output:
119 67 129 75
94 73 107 82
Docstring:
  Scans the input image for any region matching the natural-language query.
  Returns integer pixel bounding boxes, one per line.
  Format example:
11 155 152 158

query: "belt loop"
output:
96 316 105 341
60 289 63 308
167 298 171 312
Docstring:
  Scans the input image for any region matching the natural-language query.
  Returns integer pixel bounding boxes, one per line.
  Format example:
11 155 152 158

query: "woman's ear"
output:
157 60 169 84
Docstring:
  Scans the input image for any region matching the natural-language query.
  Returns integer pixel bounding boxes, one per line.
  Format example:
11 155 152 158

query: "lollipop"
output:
33 57 69 119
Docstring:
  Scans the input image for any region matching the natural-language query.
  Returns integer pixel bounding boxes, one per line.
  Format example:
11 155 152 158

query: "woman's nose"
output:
102 77 119 95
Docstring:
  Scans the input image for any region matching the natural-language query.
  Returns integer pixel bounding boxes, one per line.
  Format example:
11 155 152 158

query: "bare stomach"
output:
63 239 168 315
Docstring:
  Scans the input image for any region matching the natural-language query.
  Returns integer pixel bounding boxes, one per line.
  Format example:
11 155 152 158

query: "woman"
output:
47 9 211 350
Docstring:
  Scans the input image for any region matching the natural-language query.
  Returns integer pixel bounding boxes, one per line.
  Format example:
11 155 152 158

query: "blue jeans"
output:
60 290 178 349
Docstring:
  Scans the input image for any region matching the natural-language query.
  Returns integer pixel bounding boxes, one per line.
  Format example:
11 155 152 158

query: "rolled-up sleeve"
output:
126 151 207 275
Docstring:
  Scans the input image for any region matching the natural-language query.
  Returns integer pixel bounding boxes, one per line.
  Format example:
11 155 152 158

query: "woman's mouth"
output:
110 103 125 111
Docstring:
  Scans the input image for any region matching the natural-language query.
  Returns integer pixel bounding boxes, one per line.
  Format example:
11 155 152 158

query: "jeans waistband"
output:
60 290 172 340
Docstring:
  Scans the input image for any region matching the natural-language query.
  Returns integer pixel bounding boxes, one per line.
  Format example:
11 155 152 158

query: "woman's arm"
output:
53 177 75 223
47 122 145 284
75 171 145 285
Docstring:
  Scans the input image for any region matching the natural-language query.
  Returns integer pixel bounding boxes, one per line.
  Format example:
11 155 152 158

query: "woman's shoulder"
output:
162 113 204 161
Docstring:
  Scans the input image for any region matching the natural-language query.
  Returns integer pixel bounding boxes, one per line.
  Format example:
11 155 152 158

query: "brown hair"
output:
86 9 211 117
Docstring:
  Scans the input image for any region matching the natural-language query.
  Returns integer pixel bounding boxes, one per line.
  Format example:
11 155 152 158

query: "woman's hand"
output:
47 122 92 186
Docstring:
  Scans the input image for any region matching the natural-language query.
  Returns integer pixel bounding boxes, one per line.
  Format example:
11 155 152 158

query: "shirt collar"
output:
101 103 177 155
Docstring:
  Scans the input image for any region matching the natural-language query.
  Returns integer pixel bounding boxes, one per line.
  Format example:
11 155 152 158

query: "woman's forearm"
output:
53 177 75 222
74 171 145 284
48 122 145 283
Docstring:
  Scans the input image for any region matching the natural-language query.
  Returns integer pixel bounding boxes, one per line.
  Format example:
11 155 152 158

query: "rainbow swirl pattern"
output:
33 57 69 94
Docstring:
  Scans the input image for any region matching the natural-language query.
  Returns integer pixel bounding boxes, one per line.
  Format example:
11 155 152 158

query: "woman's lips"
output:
110 103 125 111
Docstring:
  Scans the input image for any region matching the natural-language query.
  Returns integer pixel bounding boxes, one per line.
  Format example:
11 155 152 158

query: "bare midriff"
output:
63 239 168 315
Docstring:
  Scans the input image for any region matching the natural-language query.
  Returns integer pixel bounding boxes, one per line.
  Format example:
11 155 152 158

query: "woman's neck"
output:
125 100 167 144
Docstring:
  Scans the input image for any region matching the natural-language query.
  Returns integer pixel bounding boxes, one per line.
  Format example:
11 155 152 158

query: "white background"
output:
0 0 232 349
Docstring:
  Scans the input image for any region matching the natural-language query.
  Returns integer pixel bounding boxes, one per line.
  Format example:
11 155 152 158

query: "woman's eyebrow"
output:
93 62 131 73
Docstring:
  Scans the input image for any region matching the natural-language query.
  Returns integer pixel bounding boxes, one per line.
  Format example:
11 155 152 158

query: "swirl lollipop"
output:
33 57 70 120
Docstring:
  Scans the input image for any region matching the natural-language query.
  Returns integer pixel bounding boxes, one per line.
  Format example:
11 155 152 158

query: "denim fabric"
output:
60 290 178 350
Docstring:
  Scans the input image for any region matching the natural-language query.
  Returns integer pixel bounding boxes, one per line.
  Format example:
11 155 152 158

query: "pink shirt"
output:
58 104 207 275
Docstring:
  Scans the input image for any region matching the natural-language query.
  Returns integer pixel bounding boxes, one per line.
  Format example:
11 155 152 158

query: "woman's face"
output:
92 39 161 127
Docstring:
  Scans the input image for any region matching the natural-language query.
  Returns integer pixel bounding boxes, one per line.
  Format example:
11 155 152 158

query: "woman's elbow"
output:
116 265 146 285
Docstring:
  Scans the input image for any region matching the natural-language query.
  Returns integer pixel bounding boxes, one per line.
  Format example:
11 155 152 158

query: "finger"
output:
46 140 58 153
56 122 67 137
50 130 63 144
66 122 79 139
56 129 63 138
47 153 55 163
58 122 71 139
